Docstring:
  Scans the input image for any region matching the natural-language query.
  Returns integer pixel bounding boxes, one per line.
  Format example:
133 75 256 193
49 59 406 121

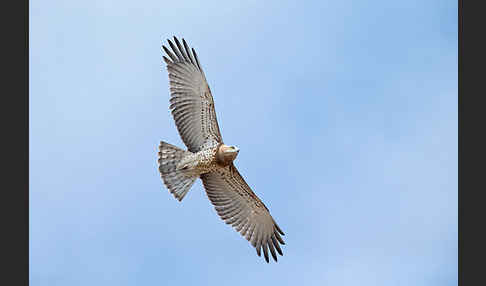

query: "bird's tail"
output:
157 141 197 201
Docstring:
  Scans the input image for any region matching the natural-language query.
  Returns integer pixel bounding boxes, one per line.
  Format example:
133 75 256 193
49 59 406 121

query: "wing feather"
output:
182 38 196 65
200 164 285 263
192 48 203 71
162 45 178 62
267 240 277 262
173 37 190 62
162 37 223 152
167 38 184 61
271 235 283 255
262 242 269 263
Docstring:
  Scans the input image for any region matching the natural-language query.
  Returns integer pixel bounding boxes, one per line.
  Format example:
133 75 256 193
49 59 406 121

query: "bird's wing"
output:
200 164 285 263
162 37 223 152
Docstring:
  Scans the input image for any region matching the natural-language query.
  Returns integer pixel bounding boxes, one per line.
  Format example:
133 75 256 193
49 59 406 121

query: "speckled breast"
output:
194 146 221 174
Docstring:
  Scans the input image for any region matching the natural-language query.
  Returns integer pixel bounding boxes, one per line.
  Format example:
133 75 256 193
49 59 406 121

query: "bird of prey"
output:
157 37 285 263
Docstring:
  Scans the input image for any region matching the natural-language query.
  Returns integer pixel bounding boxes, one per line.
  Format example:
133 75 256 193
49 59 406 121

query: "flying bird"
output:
157 36 285 263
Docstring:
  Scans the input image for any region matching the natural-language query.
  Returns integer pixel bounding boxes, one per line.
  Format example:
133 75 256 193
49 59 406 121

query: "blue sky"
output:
30 0 457 285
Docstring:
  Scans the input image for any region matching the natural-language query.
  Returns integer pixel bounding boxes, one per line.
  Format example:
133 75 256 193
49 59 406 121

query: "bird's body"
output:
176 145 219 175
157 37 285 263
174 143 238 176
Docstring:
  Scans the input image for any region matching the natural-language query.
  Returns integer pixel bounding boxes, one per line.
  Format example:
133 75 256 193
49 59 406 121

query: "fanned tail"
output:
157 141 197 201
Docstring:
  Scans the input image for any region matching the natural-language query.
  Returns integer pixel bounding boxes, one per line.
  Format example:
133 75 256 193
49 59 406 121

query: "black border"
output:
458 0 462 284
458 0 462 283
459 0 484 284
4 0 29 284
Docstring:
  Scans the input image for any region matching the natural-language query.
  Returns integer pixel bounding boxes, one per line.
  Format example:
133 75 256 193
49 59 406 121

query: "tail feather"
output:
157 141 197 201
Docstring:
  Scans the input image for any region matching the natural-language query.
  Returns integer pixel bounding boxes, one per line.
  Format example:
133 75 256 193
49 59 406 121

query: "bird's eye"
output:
231 146 235 149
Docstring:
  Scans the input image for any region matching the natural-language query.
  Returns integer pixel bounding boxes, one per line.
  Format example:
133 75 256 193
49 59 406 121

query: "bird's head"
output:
217 144 240 165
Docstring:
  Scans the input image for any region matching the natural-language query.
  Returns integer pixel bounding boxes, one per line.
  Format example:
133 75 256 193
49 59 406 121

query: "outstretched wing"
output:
200 164 285 263
162 37 223 152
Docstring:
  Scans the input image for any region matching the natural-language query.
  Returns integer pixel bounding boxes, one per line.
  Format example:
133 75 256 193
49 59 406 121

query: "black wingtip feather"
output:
167 39 183 61
173 37 189 62
192 48 202 70
162 56 172 64
262 243 269 263
162 45 178 62
268 241 278 262
182 38 195 65
271 235 283 256
275 231 285 245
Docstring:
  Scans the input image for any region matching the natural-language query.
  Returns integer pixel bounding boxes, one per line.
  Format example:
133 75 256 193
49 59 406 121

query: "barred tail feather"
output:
157 141 197 201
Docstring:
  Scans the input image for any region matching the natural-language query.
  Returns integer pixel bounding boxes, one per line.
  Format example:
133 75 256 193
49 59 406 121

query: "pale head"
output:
216 144 240 166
